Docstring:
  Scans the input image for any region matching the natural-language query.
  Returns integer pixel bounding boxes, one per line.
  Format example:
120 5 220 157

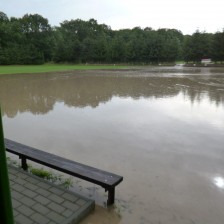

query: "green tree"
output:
20 14 53 63
183 35 194 63
212 30 224 62
0 12 10 64
183 30 212 63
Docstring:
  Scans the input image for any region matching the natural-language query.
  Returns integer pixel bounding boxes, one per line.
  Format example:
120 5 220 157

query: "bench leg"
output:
19 156 28 171
107 187 115 206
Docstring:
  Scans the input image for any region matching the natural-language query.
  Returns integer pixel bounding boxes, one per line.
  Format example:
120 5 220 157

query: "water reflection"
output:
0 67 224 118
1 67 224 224
213 176 224 189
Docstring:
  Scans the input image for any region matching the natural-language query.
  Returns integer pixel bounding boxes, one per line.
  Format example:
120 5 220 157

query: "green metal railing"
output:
0 109 14 223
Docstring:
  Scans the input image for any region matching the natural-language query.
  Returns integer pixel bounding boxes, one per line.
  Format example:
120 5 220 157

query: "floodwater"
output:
1 66 224 224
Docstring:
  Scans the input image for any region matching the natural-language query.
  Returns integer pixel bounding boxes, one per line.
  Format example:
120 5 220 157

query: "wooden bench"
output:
5 138 123 205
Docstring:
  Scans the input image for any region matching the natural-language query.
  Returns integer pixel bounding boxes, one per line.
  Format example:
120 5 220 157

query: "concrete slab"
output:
8 165 95 224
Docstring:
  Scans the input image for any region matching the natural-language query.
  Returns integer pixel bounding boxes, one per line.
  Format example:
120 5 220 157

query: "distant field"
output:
0 64 130 75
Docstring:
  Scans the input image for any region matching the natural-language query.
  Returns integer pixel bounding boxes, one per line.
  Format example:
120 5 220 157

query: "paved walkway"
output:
8 165 95 224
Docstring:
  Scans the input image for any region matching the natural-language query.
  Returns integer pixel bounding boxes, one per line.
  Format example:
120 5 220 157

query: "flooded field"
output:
1 66 224 224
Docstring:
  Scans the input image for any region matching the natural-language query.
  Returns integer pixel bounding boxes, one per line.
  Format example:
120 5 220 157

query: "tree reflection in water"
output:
0 67 224 118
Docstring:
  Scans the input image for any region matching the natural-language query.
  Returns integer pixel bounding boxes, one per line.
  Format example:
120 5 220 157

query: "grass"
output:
175 61 185 65
7 157 73 189
29 166 74 189
30 167 53 179
0 64 130 75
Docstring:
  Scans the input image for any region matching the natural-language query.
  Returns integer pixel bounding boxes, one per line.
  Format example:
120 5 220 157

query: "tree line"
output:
0 12 224 65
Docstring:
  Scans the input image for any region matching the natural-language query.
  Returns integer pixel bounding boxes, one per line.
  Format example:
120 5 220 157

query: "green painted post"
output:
0 109 14 224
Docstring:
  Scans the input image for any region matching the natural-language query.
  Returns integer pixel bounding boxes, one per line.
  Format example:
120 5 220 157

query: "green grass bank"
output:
0 64 130 75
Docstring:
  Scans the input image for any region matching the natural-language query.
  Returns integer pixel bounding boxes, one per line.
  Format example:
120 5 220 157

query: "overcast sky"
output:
1 0 224 34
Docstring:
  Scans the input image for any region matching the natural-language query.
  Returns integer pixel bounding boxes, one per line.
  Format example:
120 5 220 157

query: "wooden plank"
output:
5 139 123 188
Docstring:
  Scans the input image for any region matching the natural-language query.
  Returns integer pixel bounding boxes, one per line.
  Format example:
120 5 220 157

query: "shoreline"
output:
1 63 224 76
184 63 224 67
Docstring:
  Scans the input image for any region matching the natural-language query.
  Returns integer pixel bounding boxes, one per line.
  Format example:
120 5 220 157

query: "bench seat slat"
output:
5 139 123 188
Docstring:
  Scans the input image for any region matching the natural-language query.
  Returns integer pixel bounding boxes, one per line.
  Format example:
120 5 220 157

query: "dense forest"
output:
0 11 224 65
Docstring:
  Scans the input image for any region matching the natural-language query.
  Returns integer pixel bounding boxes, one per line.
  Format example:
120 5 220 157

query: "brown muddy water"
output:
1 66 224 224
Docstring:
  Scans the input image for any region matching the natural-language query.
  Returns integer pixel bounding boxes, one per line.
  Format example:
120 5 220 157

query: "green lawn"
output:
0 64 130 75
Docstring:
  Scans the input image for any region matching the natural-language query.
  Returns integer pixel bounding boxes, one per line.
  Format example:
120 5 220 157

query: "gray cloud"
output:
1 0 224 34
